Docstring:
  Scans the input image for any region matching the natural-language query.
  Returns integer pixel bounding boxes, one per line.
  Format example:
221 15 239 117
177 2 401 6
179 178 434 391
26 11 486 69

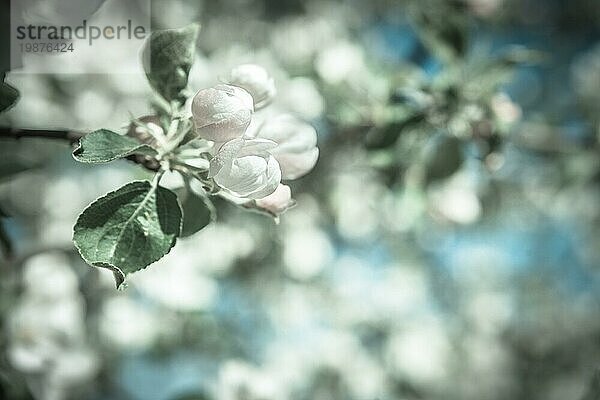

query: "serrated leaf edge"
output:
73 180 183 288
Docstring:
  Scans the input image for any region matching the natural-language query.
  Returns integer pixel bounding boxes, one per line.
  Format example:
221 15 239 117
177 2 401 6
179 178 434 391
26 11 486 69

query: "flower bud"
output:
256 115 319 180
228 64 276 109
209 138 281 199
127 115 164 149
192 84 254 142
255 184 294 215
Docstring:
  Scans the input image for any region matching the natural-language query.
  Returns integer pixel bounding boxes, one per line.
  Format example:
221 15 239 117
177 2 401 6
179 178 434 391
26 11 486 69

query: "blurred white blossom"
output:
8 253 99 400
227 64 276 109
467 0 506 17
133 255 218 312
217 360 288 400
315 41 366 85
283 227 334 280
99 296 164 349
278 78 324 120
491 93 522 125
256 114 319 180
386 317 452 387
572 43 600 107
429 173 482 225
330 167 382 239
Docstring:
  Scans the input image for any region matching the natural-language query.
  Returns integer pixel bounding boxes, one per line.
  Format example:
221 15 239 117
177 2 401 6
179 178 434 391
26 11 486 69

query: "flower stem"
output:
152 169 166 187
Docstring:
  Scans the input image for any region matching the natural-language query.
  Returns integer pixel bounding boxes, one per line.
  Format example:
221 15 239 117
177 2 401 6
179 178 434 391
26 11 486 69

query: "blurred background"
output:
0 0 600 399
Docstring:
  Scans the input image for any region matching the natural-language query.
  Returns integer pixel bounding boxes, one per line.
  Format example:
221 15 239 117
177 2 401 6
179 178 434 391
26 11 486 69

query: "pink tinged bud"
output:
255 184 294 215
192 84 254 142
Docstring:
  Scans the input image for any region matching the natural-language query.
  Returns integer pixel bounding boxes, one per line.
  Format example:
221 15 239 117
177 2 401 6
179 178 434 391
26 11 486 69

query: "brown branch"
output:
0 127 160 171
0 127 83 143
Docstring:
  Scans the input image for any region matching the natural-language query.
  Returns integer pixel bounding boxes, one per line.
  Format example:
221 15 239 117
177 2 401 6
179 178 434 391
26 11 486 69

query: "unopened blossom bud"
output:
209 138 281 199
127 115 164 149
228 64 276 109
256 115 319 180
255 184 294 215
192 84 254 142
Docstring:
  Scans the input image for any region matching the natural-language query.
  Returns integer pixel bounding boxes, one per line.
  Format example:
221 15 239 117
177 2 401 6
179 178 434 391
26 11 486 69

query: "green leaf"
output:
410 1 468 63
365 110 426 150
422 133 463 184
0 219 13 260
0 205 13 260
73 180 182 288
143 23 200 102
73 129 156 163
0 79 19 113
178 188 216 238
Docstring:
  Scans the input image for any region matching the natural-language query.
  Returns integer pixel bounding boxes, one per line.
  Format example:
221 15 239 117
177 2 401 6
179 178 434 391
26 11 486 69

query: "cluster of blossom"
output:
7 253 98 399
191 64 319 215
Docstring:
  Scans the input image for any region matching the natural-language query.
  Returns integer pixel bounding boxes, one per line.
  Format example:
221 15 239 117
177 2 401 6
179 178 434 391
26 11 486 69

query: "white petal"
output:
247 156 281 199
208 138 245 178
237 138 278 157
192 85 254 142
278 147 319 180
257 115 318 153
228 64 276 109
214 155 275 199
255 184 293 214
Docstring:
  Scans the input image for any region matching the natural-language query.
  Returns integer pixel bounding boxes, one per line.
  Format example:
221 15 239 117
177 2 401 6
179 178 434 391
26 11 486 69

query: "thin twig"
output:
0 127 83 143
0 127 160 171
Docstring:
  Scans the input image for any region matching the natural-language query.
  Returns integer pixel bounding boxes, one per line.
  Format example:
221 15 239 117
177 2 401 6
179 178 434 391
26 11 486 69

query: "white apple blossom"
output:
209 137 281 199
279 77 324 120
315 41 365 85
255 184 295 215
228 64 276 109
192 84 254 142
256 115 319 180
